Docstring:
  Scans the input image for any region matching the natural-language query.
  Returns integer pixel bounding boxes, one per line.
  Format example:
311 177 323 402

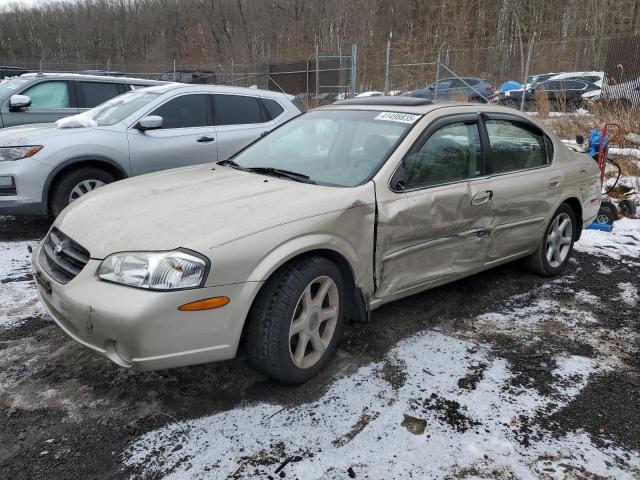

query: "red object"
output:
597 123 621 182
484 84 494 90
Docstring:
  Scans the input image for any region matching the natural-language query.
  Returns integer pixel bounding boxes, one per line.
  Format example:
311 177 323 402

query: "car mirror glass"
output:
9 94 31 111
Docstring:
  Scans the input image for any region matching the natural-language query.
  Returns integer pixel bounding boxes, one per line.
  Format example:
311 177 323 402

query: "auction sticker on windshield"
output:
374 112 420 124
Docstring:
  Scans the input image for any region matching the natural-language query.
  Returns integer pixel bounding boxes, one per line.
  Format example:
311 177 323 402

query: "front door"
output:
375 115 493 301
1 80 78 127
127 93 218 175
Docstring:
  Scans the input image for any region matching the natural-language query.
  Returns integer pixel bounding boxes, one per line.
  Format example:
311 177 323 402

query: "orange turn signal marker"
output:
178 296 230 311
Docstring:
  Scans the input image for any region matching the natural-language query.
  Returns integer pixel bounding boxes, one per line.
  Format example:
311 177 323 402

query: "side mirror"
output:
575 134 584 145
136 115 163 131
428 85 435 90
9 94 31 111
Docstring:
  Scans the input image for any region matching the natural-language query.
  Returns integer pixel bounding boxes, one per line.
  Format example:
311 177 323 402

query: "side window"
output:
404 121 482 189
77 82 122 108
21 81 70 108
213 94 263 125
262 98 285 120
485 120 549 173
435 79 453 89
150 94 209 129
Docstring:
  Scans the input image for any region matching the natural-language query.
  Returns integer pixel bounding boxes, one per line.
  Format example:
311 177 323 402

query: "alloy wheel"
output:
546 212 573 268
69 179 106 203
289 275 339 369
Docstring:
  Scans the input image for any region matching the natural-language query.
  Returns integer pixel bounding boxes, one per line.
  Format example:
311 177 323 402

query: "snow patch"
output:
55 112 98 128
618 282 637 306
0 240 45 329
124 331 639 479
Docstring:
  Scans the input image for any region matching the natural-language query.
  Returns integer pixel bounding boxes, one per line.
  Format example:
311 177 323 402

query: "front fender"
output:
205 203 376 297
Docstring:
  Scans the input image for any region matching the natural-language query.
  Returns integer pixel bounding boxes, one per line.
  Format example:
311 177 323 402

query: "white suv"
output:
0 83 301 216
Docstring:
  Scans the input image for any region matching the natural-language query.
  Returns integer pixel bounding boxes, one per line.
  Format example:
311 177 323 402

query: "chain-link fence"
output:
4 50 357 99
4 34 640 108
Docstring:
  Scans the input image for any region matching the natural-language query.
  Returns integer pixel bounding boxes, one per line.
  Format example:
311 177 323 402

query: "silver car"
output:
0 83 301 216
0 72 163 128
32 97 601 383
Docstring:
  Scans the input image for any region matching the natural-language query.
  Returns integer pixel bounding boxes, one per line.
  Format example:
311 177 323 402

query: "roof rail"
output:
334 96 433 106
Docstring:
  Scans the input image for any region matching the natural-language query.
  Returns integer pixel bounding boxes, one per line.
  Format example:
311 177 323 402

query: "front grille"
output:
39 228 90 284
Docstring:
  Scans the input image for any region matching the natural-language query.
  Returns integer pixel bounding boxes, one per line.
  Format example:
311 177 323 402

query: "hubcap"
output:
289 275 339 369
596 213 610 224
546 212 573 268
69 179 106 203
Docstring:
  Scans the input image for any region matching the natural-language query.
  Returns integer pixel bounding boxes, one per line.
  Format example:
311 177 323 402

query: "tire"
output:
524 203 576 276
598 201 618 224
619 199 637 217
50 167 116 217
246 256 345 384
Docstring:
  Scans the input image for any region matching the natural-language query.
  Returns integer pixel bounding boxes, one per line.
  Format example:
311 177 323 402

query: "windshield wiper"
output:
216 159 247 170
217 160 316 184
245 167 316 184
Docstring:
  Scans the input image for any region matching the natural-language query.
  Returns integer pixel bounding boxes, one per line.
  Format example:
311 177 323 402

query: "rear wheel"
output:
247 257 345 384
524 204 576 276
50 167 115 217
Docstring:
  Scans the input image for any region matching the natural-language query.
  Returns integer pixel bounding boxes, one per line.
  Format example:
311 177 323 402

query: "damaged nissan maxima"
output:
32 97 601 383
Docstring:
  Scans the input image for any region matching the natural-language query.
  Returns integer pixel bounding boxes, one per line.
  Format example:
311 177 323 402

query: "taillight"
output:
485 84 494 90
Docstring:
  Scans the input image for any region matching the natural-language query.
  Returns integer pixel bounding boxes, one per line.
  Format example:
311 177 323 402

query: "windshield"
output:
231 110 418 187
84 90 162 126
0 77 31 98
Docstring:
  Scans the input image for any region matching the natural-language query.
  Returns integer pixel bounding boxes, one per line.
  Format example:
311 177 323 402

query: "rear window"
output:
262 98 285 119
77 81 122 108
213 94 263 125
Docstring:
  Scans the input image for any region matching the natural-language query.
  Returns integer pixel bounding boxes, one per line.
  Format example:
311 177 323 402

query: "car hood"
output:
55 163 373 259
0 122 117 145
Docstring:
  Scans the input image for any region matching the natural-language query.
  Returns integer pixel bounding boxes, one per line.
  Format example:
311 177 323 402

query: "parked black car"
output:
158 69 217 84
494 79 600 111
0 66 31 79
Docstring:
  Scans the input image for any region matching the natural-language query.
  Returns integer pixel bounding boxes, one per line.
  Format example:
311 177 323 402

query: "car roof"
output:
319 98 523 115
18 72 163 84
144 82 294 99
549 71 603 80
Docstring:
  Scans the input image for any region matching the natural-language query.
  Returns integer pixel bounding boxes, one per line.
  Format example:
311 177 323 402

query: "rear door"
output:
211 93 273 161
480 114 559 262
127 93 218 175
1 79 78 127
75 80 127 111
375 114 494 300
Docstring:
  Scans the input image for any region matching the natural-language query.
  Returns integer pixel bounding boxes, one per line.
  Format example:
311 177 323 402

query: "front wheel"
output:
50 167 115 217
247 257 345 384
524 204 576 276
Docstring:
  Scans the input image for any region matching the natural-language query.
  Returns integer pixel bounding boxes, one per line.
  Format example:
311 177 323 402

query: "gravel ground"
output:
0 215 639 479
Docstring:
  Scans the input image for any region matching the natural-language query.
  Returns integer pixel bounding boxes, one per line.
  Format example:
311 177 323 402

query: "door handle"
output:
260 131 269 137
548 176 561 188
471 190 493 206
197 136 215 143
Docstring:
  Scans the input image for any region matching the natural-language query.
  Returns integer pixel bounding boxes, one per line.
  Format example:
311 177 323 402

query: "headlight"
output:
0 146 43 162
98 250 208 290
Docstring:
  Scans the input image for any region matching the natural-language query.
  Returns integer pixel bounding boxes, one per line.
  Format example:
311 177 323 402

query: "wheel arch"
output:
561 196 583 240
42 155 128 212
238 246 369 347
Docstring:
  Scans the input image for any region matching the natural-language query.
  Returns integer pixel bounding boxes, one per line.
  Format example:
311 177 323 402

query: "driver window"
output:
404 121 481 189
21 81 70 108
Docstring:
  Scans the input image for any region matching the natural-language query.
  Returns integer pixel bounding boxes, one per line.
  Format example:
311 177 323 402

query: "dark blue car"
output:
405 77 495 102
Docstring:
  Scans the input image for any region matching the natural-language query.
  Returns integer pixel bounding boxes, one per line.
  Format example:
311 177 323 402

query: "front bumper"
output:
32 245 263 371
0 157 52 216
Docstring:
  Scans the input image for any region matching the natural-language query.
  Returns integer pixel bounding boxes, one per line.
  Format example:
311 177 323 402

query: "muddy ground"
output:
0 215 639 479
